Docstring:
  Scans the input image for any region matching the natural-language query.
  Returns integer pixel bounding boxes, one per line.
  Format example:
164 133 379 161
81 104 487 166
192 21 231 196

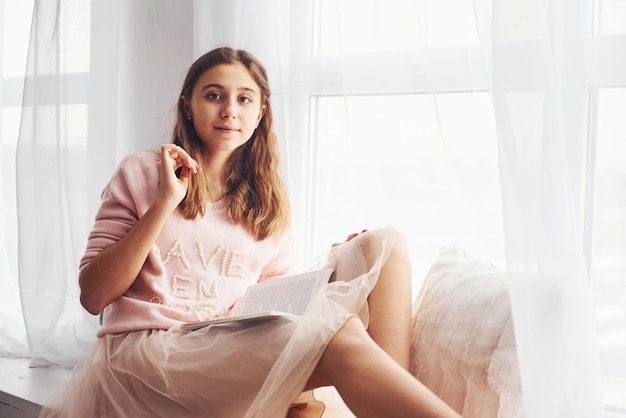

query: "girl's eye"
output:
239 96 252 104
207 92 221 100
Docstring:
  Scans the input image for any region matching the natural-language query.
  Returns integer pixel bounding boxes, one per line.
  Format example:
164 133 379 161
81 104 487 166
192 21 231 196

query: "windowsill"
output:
0 356 71 418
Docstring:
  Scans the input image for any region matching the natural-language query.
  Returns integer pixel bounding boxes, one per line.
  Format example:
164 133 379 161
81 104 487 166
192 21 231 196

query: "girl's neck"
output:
201 154 228 203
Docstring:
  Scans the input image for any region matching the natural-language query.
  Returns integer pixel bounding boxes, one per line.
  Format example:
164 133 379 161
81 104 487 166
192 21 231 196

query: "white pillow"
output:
410 244 524 418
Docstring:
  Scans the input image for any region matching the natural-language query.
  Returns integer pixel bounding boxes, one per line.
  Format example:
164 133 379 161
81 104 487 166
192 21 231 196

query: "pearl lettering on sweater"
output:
155 237 250 317
170 300 227 321
222 249 246 277
171 274 193 299
198 280 218 299
197 242 224 271
163 238 190 269
160 238 247 277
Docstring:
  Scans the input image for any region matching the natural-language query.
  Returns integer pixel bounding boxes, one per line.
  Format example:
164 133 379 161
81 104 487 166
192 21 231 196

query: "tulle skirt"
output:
39 227 407 418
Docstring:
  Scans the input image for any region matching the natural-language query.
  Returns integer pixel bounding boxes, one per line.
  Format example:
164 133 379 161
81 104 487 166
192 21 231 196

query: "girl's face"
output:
184 62 266 155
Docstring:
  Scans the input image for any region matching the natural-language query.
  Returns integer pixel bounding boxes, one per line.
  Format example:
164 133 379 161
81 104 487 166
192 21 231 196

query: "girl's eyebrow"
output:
200 83 259 95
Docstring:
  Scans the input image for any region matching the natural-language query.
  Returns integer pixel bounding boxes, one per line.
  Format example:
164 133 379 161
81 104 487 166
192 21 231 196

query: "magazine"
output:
180 267 335 332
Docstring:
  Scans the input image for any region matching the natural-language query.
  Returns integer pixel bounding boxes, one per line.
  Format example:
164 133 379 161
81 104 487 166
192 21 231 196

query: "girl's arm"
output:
79 145 197 315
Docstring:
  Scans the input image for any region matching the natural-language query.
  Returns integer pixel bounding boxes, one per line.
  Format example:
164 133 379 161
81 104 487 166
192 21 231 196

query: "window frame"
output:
286 1 626 415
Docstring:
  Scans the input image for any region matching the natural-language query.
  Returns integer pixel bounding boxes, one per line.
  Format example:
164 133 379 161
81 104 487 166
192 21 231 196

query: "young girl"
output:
40 47 460 418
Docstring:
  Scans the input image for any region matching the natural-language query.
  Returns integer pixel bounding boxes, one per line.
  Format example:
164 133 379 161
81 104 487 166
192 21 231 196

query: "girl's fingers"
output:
158 145 198 204
346 229 368 242
332 229 369 247
161 144 198 174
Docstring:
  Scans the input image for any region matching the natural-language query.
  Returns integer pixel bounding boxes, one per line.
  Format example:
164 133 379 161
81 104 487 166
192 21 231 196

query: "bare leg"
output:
353 229 413 369
307 317 461 418
366 237 413 369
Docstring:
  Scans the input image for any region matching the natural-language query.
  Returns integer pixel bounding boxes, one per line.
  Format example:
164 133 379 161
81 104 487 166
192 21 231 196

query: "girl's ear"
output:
180 95 192 117
256 105 267 127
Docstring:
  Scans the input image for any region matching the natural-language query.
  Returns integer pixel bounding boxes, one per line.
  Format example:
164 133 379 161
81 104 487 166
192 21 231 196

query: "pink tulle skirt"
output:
40 228 406 418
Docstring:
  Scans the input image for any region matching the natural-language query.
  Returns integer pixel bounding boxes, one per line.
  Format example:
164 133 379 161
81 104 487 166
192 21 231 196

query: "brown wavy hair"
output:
171 47 290 241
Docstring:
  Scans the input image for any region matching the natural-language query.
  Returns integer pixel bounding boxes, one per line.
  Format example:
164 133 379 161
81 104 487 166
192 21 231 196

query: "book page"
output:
180 268 333 332
238 275 325 316
234 268 333 316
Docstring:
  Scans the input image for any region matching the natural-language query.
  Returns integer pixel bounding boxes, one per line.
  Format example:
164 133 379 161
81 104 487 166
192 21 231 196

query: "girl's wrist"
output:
152 195 182 216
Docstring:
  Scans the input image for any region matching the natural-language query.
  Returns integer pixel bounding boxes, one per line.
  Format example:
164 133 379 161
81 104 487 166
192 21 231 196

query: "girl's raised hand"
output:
159 144 198 207
332 229 368 247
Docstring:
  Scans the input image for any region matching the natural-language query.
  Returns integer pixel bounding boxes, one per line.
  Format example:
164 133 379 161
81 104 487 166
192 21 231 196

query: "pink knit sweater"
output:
80 151 292 336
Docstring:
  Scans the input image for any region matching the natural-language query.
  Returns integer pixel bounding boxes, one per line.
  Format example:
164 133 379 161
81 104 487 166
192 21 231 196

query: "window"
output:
293 0 502 288
1 0 34 282
291 0 626 414
308 93 504 285
592 87 626 410
594 0 626 35
311 0 481 55
591 3 626 411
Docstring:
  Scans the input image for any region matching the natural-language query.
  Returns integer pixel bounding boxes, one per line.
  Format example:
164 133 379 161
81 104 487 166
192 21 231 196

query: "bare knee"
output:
329 316 373 355
357 228 410 270
306 317 374 390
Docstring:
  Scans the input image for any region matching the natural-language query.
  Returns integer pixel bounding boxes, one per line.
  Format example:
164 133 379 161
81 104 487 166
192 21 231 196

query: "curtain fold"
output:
0 1 32 360
491 0 604 416
16 0 95 367
16 0 196 366
0 200 28 357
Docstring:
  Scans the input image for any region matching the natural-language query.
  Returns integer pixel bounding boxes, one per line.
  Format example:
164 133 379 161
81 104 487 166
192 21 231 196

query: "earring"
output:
186 115 192 122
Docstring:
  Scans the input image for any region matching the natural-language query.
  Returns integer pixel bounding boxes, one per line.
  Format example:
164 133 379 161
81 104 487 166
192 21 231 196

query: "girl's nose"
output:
221 98 237 119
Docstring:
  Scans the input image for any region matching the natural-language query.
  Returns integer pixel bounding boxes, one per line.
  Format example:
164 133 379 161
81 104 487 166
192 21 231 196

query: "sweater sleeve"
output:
79 151 160 271
257 232 293 282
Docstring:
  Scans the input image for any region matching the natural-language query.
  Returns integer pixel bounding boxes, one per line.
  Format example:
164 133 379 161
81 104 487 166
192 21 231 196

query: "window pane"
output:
60 0 90 73
1 107 21 281
594 0 626 35
1 0 34 77
592 87 626 409
312 0 480 56
309 92 504 289
1 0 90 76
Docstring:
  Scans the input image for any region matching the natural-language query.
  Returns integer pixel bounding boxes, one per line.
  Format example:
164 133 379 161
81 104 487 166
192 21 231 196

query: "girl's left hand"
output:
158 144 199 207
332 229 368 247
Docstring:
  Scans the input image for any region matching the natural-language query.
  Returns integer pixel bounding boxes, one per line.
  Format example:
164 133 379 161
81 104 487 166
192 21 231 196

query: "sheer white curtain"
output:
4 0 611 416
295 2 604 417
0 0 32 359
16 0 95 366
0 181 28 358
15 0 196 365
491 0 604 416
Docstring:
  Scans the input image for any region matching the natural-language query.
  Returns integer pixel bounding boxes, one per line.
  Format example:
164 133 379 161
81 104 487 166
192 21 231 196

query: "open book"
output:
180 267 335 332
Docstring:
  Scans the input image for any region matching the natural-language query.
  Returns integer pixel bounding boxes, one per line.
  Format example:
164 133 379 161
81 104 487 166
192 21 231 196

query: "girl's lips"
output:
214 126 239 132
